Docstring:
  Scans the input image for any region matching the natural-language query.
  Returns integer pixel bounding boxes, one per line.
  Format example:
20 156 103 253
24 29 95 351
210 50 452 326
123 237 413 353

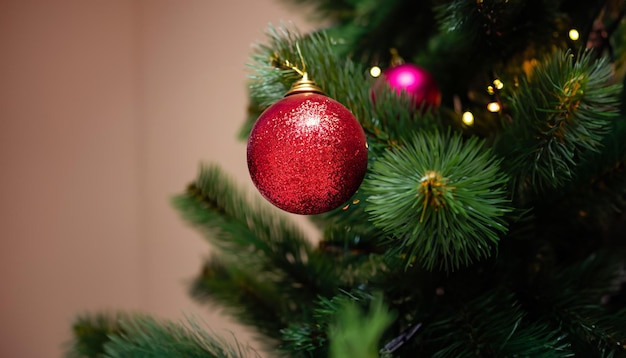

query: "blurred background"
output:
0 1 316 356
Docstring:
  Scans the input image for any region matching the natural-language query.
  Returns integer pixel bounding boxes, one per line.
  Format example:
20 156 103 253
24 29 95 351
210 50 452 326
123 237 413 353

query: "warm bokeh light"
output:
462 111 475 125
487 102 501 112
370 66 382 77
569 29 580 41
493 78 503 89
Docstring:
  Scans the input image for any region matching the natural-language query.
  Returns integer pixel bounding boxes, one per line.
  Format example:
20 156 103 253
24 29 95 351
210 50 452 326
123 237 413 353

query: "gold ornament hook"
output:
270 43 324 96
389 48 405 67
286 72 324 96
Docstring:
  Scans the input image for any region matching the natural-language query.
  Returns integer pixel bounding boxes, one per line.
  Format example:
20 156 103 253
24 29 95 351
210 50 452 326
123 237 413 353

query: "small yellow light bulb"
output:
370 66 382 78
493 78 503 90
487 102 501 112
487 85 495 95
462 111 474 126
569 29 580 41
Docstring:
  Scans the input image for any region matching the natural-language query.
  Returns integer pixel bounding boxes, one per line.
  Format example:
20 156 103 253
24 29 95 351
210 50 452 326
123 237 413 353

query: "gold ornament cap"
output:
285 72 324 96
389 48 405 67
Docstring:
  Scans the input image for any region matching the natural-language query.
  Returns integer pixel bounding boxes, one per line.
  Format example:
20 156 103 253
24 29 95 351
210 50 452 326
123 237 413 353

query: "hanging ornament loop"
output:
270 43 323 95
389 47 405 67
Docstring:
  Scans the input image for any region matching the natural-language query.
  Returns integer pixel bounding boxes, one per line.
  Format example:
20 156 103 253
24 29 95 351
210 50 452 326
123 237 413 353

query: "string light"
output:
462 111 474 126
569 29 580 41
370 66 382 78
487 79 504 95
487 102 501 112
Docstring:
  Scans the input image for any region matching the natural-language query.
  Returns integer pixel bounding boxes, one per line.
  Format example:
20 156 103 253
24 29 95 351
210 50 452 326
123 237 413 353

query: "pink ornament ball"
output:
372 63 441 111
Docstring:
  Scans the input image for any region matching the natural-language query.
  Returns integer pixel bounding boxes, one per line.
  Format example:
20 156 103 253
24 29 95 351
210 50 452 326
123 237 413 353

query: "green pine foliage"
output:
363 129 511 271
328 294 395 358
69 0 626 357
424 291 574 357
67 312 129 357
66 313 260 358
499 49 622 195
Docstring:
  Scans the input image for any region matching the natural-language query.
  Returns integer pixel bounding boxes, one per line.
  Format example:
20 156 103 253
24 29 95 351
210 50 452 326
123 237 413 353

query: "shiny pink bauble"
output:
247 92 368 215
372 63 441 111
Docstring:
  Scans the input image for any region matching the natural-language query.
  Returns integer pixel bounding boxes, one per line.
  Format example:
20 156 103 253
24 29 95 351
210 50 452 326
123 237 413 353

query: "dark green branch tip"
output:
363 130 512 271
503 48 622 191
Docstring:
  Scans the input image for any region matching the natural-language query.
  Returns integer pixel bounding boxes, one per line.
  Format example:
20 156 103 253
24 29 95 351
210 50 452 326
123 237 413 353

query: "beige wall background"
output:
0 1 317 357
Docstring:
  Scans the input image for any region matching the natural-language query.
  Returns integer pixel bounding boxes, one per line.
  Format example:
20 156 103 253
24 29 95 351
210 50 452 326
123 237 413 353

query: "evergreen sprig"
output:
190 255 287 340
434 0 562 57
416 291 573 357
66 312 130 357
173 164 311 266
526 252 626 357
363 129 512 271
66 313 259 358
328 293 395 358
173 165 343 334
281 0 439 64
562 115 626 234
279 289 381 357
500 48 622 195
104 315 260 358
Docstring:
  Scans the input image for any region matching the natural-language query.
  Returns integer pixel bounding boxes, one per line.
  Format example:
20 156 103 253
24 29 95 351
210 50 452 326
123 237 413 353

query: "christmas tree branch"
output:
415 291 573 357
328 293 395 358
190 255 286 340
499 49 622 195
563 116 626 234
363 129 512 271
66 313 260 358
524 253 626 356
280 289 394 357
434 0 563 61
174 166 305 257
281 0 438 64
174 164 396 344
66 312 130 357
105 315 260 358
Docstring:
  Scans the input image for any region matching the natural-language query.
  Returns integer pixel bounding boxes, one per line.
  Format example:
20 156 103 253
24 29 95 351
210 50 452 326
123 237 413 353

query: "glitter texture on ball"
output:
247 92 368 215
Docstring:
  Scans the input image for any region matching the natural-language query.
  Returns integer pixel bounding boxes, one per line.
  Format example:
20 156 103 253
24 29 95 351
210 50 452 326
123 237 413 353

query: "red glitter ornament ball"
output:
247 81 368 215
372 63 441 111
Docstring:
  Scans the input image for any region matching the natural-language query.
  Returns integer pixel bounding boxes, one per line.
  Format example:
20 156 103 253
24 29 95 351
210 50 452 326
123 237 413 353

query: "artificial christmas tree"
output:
68 0 626 357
